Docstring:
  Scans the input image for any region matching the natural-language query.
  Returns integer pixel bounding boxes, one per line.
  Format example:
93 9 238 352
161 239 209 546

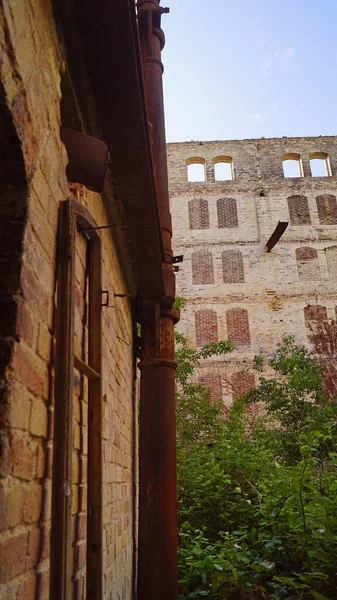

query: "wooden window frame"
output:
51 198 103 600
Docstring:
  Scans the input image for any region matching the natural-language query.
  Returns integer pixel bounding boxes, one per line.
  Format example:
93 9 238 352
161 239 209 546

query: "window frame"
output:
282 153 304 178
186 157 206 182
51 198 103 600
213 155 234 181
309 152 332 177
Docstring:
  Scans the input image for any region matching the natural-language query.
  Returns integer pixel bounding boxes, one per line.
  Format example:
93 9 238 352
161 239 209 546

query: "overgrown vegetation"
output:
175 333 337 600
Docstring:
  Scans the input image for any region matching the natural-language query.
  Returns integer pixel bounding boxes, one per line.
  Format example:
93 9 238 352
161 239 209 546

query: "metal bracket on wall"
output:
265 222 289 252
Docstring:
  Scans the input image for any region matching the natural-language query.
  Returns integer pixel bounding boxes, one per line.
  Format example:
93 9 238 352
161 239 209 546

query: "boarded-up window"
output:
192 251 214 284
195 309 218 346
188 199 209 229
217 198 238 228
326 246 337 278
226 308 250 347
304 305 328 349
304 305 328 323
296 247 320 281
198 373 222 401
222 250 244 283
288 195 311 225
316 195 337 225
231 371 255 398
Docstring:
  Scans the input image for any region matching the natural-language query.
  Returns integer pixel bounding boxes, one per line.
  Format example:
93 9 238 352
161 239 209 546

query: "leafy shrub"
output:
176 335 337 599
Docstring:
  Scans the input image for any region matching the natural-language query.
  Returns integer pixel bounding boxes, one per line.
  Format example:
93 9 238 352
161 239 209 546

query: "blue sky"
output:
162 0 337 142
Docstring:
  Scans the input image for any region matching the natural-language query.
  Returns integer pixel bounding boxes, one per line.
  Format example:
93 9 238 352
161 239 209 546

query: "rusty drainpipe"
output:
137 1 180 599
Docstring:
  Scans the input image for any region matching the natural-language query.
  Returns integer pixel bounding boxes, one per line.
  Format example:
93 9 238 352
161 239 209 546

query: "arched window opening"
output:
282 153 303 178
296 247 320 281
316 195 337 225
325 246 337 278
304 305 328 351
195 309 218 346
187 157 206 182
231 371 255 399
191 251 214 285
287 195 311 225
198 373 222 402
217 198 238 228
188 199 209 229
213 156 233 181
226 308 250 348
222 250 244 283
309 152 331 177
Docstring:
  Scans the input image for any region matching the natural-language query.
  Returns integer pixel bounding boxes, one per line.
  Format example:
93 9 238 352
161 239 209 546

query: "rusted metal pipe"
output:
137 1 180 598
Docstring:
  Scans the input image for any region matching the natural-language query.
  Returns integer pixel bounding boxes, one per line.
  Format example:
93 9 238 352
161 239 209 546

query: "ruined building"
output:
168 137 337 405
0 1 179 599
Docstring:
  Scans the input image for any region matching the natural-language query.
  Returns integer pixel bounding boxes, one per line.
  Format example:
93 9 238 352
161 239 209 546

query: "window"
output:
304 305 328 349
191 251 214 284
213 156 233 181
51 198 103 598
287 195 311 225
217 198 238 228
226 308 250 348
198 373 222 402
316 195 337 225
222 250 244 283
296 247 320 281
309 152 331 177
325 246 337 278
195 309 218 346
188 199 209 229
282 153 303 178
187 157 206 182
231 371 255 398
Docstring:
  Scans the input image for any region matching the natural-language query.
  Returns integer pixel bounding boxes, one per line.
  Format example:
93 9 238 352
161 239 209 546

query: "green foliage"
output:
176 334 337 599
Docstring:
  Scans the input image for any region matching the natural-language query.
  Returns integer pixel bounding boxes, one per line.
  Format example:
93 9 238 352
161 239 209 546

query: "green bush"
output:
176 335 337 599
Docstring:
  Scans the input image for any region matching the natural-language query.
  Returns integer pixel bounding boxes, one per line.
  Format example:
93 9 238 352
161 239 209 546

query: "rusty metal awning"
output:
266 221 289 252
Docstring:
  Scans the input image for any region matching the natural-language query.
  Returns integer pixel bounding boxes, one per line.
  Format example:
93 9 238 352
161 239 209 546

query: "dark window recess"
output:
231 371 255 398
316 195 337 225
217 198 238 228
192 251 214 285
226 307 250 347
288 195 311 225
188 199 209 229
222 250 244 283
195 309 218 346
296 247 320 281
198 373 222 401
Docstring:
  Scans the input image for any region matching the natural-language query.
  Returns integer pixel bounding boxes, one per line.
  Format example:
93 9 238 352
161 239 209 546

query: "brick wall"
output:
168 136 337 405
0 2 136 598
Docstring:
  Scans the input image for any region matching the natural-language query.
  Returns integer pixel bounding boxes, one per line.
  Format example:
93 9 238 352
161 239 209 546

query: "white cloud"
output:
272 102 280 112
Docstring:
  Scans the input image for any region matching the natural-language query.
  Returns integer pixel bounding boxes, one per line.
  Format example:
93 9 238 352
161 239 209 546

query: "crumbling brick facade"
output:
168 136 337 406
0 1 148 598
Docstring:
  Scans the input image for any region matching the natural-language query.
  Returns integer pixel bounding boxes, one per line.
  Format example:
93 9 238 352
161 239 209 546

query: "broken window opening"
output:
282 154 303 178
187 158 206 182
213 156 233 181
309 153 331 177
